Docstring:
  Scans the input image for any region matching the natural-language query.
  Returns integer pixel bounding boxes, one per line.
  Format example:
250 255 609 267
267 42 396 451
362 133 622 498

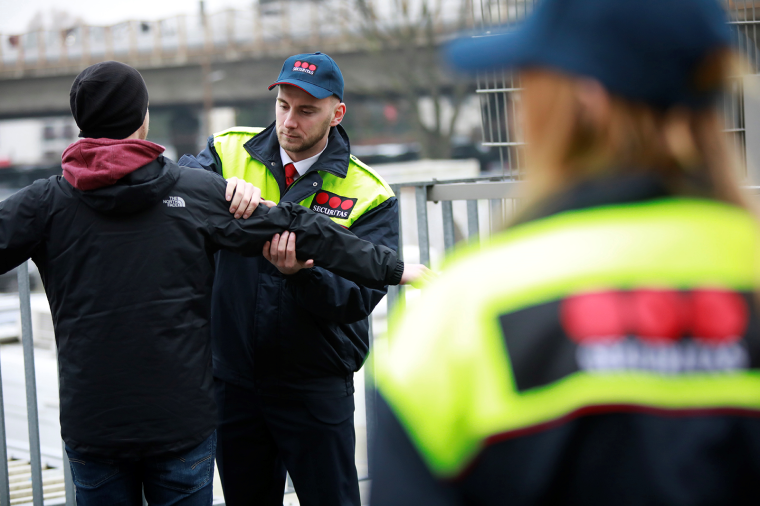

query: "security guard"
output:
372 0 760 504
180 52 398 506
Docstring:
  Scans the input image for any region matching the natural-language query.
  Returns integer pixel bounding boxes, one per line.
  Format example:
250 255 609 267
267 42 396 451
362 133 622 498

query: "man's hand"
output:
225 177 262 219
263 231 315 275
400 263 434 288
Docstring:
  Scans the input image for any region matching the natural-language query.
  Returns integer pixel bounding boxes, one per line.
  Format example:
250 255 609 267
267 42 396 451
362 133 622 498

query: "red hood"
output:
62 138 166 191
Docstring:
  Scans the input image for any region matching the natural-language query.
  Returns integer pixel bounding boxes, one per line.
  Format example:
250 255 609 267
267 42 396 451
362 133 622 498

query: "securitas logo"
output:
310 190 356 220
293 60 318 75
562 290 750 374
163 196 186 208
499 289 759 392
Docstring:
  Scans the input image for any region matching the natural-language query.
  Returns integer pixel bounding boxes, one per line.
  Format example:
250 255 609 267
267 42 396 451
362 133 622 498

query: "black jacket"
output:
371 175 760 506
181 124 399 397
0 156 402 458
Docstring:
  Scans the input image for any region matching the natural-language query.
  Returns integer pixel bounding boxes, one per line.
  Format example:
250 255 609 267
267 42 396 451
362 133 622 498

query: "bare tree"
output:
26 9 84 32
352 0 475 159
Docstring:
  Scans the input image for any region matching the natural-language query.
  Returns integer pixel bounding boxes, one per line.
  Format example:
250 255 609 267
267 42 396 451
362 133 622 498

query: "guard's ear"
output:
331 102 346 127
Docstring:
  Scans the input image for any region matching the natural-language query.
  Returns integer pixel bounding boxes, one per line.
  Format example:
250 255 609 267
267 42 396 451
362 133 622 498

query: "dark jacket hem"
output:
63 426 216 460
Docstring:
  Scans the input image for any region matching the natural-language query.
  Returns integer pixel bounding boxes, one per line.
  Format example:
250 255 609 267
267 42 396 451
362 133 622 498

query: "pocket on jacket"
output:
304 395 355 425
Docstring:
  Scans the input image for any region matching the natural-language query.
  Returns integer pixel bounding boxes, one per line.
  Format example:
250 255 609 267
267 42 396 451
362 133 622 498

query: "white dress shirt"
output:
279 138 329 178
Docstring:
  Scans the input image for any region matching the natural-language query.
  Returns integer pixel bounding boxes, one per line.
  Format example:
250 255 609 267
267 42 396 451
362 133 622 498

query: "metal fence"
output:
0 263 74 506
726 1 760 176
471 0 760 179
471 0 535 178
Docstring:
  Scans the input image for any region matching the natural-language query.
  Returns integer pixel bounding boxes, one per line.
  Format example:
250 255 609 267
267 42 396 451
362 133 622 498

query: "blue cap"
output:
268 52 345 101
446 0 732 109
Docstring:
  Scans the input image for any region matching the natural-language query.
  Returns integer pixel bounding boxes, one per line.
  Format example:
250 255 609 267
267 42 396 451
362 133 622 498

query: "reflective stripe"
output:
377 198 760 478
214 128 282 202
212 129 394 226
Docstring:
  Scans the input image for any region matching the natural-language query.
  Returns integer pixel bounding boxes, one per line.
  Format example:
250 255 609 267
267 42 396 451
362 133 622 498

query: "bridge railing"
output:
3 0 758 77
0 0 472 76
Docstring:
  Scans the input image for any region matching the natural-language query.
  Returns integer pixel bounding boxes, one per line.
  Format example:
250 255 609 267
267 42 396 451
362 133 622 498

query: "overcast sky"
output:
0 0 255 34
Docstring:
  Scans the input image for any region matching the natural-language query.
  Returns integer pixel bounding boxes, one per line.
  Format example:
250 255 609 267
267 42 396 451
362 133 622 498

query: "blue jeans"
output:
65 431 216 506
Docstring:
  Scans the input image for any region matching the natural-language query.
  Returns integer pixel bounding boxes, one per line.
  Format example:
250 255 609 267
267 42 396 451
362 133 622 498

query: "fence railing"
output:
381 177 526 318
0 262 74 506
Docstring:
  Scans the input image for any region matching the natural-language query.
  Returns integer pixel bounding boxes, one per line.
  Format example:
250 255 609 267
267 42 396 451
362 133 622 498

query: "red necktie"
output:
284 163 298 187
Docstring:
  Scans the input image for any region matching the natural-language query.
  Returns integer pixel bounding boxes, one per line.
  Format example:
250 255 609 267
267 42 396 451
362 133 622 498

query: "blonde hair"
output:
521 50 750 212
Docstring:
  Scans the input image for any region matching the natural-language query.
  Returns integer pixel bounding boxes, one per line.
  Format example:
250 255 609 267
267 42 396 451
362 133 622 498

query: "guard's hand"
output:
400 263 435 288
225 177 262 219
263 231 315 275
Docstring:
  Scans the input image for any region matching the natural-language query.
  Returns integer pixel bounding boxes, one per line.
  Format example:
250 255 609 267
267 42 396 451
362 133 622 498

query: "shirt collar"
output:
279 138 329 177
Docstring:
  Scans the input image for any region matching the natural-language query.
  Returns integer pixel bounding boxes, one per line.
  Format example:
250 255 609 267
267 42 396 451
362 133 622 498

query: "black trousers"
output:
214 379 361 506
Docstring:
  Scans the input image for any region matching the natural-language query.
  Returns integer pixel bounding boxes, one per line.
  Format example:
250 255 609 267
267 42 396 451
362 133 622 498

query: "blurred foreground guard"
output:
372 0 760 504
0 62 418 506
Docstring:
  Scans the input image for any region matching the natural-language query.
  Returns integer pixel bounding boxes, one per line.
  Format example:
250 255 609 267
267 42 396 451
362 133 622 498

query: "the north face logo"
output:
310 190 356 220
163 196 186 208
293 61 318 75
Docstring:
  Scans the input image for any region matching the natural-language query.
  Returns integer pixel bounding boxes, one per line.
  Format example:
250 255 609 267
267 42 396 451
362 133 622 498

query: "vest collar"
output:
243 121 351 180
514 172 676 226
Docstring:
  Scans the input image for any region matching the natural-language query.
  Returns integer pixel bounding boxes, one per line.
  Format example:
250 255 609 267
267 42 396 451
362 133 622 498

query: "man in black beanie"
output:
64 61 260 210
70 60 150 139
0 61 422 506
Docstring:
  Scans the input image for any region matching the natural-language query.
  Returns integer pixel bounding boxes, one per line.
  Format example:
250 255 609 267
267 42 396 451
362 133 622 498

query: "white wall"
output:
417 94 482 139
0 119 44 166
0 117 78 167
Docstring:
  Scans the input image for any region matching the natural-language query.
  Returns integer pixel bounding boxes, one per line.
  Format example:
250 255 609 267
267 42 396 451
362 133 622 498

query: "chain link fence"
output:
472 0 757 178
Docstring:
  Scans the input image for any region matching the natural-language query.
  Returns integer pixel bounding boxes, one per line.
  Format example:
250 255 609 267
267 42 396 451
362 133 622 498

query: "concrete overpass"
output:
0 48 445 120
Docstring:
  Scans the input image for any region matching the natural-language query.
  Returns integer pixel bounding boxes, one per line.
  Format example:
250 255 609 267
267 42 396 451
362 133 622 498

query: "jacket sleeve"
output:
285 197 400 324
0 180 47 274
203 177 403 288
178 135 222 175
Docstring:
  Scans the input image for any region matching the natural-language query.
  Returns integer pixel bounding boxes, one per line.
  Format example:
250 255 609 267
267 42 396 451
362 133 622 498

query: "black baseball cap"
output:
269 52 344 102
70 61 149 139
446 0 732 109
